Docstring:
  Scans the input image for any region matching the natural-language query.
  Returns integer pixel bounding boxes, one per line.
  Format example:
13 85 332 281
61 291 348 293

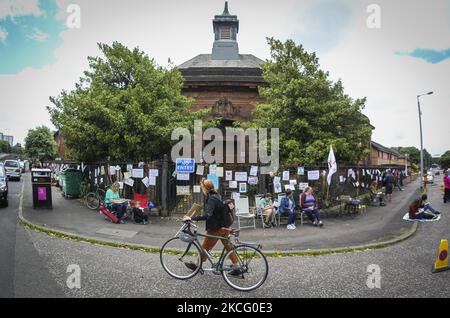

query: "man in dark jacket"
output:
183 178 241 276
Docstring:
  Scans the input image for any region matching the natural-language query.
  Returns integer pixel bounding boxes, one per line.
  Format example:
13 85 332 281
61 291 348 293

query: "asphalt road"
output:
1 175 449 298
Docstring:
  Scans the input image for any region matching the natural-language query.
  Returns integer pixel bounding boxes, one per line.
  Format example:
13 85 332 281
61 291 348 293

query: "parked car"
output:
422 172 434 184
0 163 8 206
4 159 21 181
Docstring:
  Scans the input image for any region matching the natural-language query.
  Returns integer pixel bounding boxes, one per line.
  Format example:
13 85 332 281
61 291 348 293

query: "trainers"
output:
119 220 125 224
229 268 244 276
271 222 277 228
287 224 294 230
184 262 198 272
318 221 324 227
143 220 148 225
263 223 272 229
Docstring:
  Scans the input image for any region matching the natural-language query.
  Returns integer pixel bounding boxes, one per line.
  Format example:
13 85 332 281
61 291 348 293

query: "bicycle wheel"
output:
160 237 202 280
221 245 268 292
85 192 100 210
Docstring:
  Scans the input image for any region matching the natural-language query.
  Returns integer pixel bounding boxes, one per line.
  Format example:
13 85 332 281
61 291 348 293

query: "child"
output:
132 200 148 225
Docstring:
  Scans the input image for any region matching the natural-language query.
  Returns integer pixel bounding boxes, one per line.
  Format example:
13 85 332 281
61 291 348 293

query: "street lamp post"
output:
405 153 408 177
417 91 433 189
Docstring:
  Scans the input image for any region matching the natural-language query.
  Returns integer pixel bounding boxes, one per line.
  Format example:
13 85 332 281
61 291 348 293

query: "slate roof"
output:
371 141 402 156
178 54 264 69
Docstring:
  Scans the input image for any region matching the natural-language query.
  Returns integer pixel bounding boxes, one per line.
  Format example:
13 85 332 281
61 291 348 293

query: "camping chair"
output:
235 195 256 230
132 193 150 219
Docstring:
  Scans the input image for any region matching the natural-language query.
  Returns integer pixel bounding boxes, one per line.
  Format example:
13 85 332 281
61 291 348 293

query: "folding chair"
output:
276 193 288 226
235 195 256 230
254 194 266 228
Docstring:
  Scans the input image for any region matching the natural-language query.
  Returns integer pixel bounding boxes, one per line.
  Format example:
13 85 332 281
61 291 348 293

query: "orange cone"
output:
432 239 449 273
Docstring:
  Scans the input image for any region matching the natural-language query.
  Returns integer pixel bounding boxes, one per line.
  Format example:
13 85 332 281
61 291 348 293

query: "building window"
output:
219 27 231 40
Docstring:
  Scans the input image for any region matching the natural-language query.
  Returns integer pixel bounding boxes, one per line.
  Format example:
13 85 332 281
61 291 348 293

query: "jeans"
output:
445 189 450 203
111 203 127 219
423 203 437 214
303 208 321 222
411 212 434 220
286 210 297 225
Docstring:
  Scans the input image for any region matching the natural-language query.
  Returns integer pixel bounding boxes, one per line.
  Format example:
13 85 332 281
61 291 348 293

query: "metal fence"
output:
43 158 417 216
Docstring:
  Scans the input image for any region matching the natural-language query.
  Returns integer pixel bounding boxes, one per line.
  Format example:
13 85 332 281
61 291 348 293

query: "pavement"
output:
21 172 421 252
2 173 449 298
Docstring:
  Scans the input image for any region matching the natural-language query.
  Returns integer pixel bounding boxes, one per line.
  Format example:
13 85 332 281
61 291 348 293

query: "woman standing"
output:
444 169 450 204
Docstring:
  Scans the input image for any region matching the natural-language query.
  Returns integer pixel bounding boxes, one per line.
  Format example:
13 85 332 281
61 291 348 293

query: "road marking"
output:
18 180 24 216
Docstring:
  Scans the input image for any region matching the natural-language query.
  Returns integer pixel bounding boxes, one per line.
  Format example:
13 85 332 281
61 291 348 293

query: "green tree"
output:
0 140 11 153
48 42 206 162
393 146 433 168
24 126 57 161
439 150 450 169
11 143 24 155
250 38 372 166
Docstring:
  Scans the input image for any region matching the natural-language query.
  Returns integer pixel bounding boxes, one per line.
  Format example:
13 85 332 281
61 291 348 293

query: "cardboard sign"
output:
132 169 144 178
235 172 247 182
176 186 190 196
176 173 190 181
307 170 320 180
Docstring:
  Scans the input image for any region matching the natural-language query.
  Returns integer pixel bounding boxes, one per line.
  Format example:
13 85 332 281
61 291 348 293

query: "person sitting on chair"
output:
278 188 297 230
105 182 130 224
259 193 277 228
369 181 386 206
300 187 323 227
132 200 148 225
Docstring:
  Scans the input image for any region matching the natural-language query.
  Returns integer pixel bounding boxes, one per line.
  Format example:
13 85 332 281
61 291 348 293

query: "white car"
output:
4 160 21 181
423 172 434 184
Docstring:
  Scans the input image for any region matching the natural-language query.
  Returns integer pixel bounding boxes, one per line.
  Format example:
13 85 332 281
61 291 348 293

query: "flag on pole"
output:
327 145 337 185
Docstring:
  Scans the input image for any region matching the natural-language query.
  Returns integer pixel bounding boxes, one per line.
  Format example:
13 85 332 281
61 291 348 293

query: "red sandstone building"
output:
178 2 266 126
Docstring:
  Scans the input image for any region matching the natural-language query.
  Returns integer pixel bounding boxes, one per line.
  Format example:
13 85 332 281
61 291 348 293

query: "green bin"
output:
60 169 83 198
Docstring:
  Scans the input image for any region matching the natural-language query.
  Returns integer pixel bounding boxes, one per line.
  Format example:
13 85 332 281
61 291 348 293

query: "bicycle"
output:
85 185 107 210
160 220 269 292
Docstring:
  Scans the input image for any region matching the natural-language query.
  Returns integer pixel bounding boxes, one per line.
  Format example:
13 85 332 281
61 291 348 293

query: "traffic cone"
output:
432 239 449 273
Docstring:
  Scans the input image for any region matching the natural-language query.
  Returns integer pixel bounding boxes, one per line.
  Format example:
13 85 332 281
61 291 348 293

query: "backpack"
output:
222 199 235 228
208 196 235 228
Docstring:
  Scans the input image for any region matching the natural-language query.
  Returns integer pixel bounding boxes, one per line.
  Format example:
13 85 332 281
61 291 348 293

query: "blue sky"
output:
0 0 65 74
0 0 449 156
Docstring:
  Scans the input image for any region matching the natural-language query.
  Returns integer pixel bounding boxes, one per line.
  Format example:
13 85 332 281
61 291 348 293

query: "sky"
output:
0 0 449 156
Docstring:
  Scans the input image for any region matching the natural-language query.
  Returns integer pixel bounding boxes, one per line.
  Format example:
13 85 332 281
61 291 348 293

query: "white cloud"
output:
319 0 450 155
0 0 42 20
0 0 448 156
0 26 7 41
27 27 49 42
